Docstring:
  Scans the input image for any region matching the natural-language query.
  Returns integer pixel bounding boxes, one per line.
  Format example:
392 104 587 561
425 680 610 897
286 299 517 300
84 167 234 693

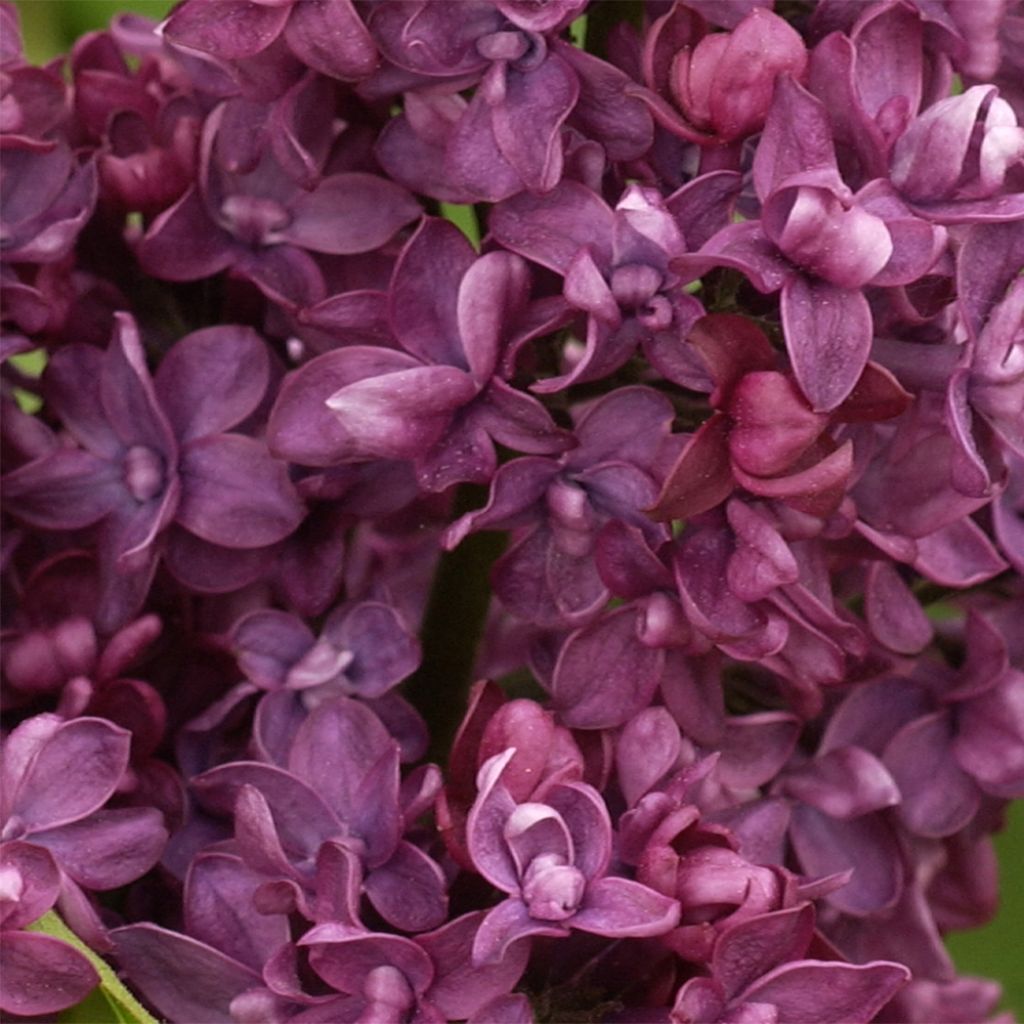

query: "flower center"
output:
522 854 586 921
122 445 166 503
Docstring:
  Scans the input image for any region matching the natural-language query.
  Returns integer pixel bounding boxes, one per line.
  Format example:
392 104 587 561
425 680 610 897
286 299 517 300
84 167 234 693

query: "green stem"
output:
27 911 158 1024
403 487 506 761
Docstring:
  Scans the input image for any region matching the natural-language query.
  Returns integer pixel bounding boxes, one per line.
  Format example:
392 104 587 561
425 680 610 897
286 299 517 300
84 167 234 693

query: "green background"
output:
10 0 1024 1014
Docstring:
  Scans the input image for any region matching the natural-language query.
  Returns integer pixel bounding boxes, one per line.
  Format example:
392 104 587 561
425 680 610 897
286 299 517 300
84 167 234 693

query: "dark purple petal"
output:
713 904 815 999
552 605 665 730
571 876 680 938
781 276 872 412
43 344 119 458
473 897 568 966
281 173 420 255
953 672 1024 798
0 842 60 930
4 716 130 833
752 76 839 202
739 959 910 1023
301 925 434 997
177 433 304 548
782 747 900 819
490 181 615 274
284 0 378 80
365 841 448 932
864 562 933 654
491 52 578 193
458 252 530 385
163 0 288 60
154 326 269 442
136 185 236 281
324 365 477 460
185 852 290 971
617 708 682 808
192 762 335 857
788 805 903 916
884 712 981 836
112 923 259 1024
390 217 482 367
0 931 99 1017
2 450 124 530
287 697 396 826
30 807 166 889
420 911 530 1020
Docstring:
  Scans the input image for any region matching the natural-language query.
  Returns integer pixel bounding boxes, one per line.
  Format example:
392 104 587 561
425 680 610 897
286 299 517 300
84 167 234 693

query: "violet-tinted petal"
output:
571 876 680 938
288 697 396 830
5 717 130 833
672 221 791 294
233 784 305 882
716 712 802 790
30 807 166 889
726 500 800 602
177 433 305 548
473 378 575 456
781 276 872 412
552 605 665 730
163 528 273 594
268 346 422 466
328 601 421 698
185 852 290 971
112 923 259 1024
192 762 335 857
466 752 520 894
542 782 612 882
788 805 903 916
282 173 420 255
914 518 1009 587
0 931 99 1017
234 609 316 691
883 712 981 837
154 326 269 442
473 897 568 966
738 959 910 1023
556 41 653 161
365 841 448 933
239 243 326 311
420 911 530 1021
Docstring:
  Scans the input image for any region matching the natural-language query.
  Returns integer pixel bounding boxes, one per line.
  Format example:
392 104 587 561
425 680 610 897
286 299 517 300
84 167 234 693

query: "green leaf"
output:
26 911 159 1024
439 203 481 249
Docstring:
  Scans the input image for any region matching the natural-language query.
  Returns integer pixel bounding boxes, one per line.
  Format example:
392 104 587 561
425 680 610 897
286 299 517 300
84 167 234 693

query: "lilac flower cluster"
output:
1 0 1022 1020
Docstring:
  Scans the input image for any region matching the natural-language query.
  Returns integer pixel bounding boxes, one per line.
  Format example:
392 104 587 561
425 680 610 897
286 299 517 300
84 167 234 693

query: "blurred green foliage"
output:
10 0 1024 1016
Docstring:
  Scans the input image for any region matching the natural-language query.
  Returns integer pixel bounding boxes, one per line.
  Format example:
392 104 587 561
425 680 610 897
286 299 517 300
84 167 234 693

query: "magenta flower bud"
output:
670 9 807 141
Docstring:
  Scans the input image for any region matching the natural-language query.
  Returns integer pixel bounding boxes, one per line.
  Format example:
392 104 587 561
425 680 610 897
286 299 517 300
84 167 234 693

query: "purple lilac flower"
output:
2 314 305 629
